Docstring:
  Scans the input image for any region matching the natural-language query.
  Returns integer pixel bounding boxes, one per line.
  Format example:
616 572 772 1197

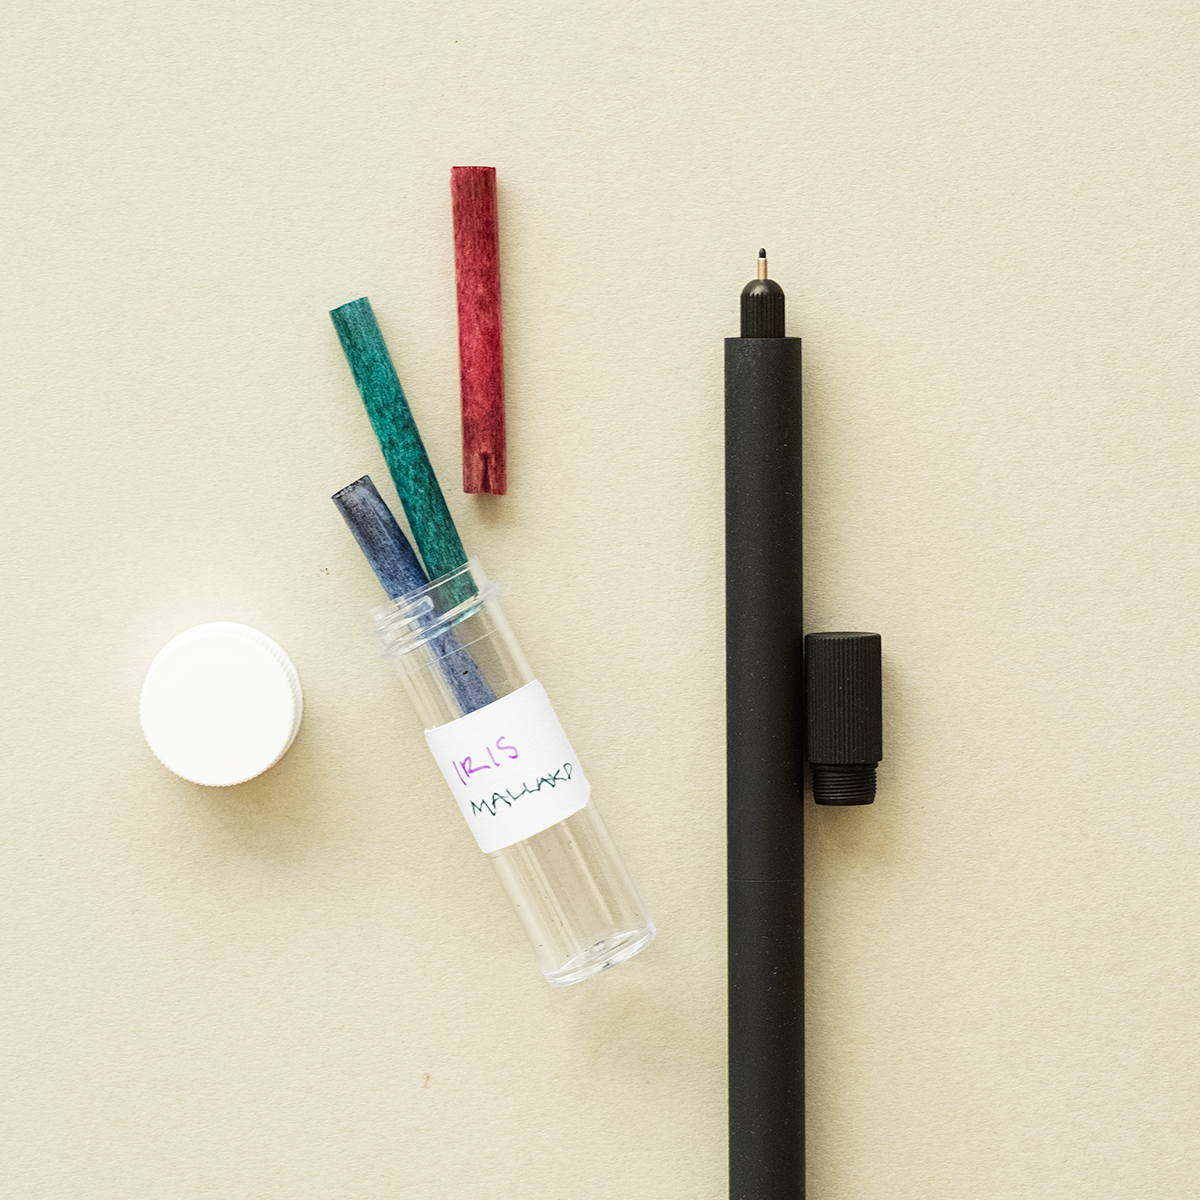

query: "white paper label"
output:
424 680 591 854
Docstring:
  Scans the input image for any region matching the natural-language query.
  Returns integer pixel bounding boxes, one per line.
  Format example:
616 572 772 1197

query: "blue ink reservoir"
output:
370 559 655 986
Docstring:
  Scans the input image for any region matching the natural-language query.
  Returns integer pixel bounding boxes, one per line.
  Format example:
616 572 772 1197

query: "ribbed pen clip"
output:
805 632 883 805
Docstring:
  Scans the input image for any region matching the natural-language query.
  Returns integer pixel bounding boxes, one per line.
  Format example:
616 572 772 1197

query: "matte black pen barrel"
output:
726 334 804 1200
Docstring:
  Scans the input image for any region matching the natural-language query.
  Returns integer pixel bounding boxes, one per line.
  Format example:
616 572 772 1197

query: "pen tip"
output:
742 249 784 334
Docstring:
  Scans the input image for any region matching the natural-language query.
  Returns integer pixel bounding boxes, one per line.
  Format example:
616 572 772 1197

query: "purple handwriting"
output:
452 735 519 786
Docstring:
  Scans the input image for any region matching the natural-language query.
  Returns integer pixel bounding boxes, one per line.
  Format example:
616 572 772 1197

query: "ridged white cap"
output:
140 622 303 787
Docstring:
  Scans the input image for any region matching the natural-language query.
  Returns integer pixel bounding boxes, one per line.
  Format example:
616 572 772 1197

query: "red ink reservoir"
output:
369 559 655 985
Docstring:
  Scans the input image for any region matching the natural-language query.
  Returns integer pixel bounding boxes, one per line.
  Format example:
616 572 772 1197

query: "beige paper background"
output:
3 2 1198 1196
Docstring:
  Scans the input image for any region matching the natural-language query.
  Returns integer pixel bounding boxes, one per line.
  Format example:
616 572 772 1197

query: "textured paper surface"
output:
3 2 1199 1197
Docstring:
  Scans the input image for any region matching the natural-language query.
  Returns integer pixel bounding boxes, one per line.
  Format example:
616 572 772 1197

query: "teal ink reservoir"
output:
369 559 655 986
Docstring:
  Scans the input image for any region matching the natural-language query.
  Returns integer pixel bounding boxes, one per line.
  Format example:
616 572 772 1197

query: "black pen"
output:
725 250 805 1200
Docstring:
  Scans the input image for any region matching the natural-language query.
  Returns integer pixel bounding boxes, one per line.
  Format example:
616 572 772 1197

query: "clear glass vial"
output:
369 559 655 986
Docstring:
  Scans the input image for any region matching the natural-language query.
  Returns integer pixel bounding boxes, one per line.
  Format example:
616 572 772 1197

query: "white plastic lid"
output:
140 622 303 787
